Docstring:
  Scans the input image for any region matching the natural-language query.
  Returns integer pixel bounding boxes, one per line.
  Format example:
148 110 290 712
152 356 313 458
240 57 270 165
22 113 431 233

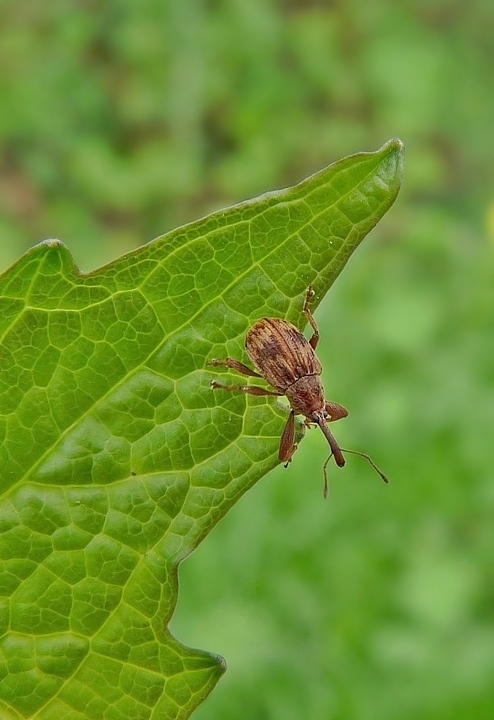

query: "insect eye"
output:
311 412 320 423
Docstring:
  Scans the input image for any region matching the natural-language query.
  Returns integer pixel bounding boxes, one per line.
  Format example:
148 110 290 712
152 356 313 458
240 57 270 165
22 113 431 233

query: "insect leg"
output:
207 357 262 377
211 381 281 396
324 401 349 422
279 410 298 466
303 285 320 350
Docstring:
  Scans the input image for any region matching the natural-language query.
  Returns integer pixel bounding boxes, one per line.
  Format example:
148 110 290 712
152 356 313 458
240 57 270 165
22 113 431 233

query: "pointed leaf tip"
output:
0 140 404 720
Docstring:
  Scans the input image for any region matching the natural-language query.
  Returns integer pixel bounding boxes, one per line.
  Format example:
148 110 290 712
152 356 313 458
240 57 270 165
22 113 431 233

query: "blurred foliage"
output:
0 1 493 719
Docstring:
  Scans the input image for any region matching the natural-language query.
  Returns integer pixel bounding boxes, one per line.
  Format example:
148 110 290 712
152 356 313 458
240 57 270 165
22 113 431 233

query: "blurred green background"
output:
1 1 493 718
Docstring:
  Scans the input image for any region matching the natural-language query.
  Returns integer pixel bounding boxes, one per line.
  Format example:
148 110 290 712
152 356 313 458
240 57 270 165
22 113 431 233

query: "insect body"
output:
208 286 387 495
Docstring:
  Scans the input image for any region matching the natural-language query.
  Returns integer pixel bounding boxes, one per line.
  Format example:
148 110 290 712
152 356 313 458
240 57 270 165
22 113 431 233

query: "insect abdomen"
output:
245 317 322 390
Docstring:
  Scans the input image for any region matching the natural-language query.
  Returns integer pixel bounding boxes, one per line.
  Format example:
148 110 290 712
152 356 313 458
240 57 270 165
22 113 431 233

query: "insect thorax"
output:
285 374 325 417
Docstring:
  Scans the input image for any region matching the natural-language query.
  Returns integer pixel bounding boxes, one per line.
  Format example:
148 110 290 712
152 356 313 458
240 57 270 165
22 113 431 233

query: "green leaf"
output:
0 139 404 719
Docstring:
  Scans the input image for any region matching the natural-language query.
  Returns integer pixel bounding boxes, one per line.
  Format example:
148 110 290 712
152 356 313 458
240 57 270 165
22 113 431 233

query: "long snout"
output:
317 415 345 467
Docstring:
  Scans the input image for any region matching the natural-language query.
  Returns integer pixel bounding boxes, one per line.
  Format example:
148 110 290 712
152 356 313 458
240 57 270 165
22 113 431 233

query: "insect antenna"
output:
322 453 333 499
322 449 389 499
341 449 389 484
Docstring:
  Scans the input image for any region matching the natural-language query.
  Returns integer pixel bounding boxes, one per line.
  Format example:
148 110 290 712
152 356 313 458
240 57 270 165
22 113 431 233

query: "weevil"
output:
208 286 388 496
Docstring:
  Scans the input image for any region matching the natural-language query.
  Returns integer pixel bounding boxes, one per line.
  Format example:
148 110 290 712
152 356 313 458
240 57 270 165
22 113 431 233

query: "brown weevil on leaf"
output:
208 286 388 497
